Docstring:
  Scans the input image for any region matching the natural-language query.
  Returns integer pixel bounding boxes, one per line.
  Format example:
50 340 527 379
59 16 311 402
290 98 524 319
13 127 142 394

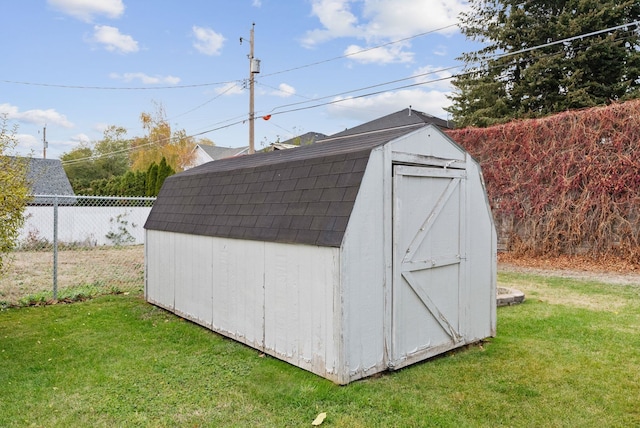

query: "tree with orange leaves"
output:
129 102 197 173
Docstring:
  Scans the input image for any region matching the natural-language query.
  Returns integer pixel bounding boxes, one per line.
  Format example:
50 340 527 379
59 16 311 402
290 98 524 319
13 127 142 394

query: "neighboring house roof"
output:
260 132 328 152
279 132 327 146
26 158 75 195
321 108 451 141
198 144 249 161
19 157 75 204
261 142 299 152
186 144 250 170
145 125 420 247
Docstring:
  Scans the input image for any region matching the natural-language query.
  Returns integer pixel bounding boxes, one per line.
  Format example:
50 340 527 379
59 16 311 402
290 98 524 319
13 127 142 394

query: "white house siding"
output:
190 147 215 169
145 230 343 382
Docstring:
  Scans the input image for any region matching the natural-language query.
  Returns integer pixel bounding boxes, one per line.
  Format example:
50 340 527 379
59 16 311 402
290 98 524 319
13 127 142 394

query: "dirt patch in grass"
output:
0 245 144 305
499 252 640 286
498 253 640 311
498 276 632 311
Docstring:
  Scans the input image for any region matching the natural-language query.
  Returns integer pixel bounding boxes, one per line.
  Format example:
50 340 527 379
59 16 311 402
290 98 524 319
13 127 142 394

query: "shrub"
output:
448 100 640 263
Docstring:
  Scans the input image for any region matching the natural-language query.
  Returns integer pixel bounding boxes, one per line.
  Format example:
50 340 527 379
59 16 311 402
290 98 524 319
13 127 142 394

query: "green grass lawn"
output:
1 273 639 427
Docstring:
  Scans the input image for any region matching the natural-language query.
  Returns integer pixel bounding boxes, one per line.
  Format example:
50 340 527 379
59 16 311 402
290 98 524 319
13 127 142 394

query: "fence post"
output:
53 195 58 300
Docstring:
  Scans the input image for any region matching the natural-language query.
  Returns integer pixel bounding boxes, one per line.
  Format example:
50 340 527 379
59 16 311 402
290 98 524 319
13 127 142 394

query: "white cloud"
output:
271 83 296 98
109 72 181 85
344 43 413 64
301 0 362 47
302 0 466 62
48 0 125 23
326 89 452 122
192 26 225 56
54 135 87 150
215 82 244 96
0 103 19 117
360 0 464 39
15 133 80 158
92 25 139 53
0 103 74 128
70 133 91 144
252 0 262 6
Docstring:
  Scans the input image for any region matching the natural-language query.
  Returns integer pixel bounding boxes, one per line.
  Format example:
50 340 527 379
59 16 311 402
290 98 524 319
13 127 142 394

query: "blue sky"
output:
1 0 477 159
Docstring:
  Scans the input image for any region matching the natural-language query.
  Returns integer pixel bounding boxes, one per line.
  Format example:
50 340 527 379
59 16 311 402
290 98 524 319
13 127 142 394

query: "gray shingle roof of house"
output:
279 131 327 146
26 158 75 195
144 125 418 247
321 108 450 141
198 145 249 161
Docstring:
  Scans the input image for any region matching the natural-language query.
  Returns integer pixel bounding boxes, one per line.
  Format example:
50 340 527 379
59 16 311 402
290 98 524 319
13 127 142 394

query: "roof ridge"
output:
318 122 424 143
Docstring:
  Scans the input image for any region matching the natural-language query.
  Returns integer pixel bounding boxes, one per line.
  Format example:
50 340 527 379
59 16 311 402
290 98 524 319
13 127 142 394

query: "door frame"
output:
385 155 468 369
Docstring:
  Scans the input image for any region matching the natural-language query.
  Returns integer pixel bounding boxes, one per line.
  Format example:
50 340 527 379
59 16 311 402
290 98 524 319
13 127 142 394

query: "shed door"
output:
391 165 467 367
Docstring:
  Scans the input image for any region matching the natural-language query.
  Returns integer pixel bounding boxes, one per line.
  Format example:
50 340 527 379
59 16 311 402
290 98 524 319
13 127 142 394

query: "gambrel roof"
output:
145 125 420 247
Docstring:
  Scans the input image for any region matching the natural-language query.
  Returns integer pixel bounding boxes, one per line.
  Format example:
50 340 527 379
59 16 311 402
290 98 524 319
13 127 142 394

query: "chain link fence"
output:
0 195 155 308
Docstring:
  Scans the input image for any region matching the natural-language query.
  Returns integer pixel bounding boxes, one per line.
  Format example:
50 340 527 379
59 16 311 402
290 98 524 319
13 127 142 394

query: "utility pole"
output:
42 125 48 159
248 23 259 154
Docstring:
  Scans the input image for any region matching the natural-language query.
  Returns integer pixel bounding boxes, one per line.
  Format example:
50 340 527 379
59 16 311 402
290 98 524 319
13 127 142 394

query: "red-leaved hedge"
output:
447 100 640 263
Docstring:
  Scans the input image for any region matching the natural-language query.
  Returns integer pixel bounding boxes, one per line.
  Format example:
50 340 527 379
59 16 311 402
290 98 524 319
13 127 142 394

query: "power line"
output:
260 20 640 114
256 64 460 115
472 20 640 64
260 23 459 78
61 21 640 164
194 22 640 134
0 79 239 90
4 19 638 98
2 24 459 92
168 82 243 121
63 71 456 166
61 118 248 166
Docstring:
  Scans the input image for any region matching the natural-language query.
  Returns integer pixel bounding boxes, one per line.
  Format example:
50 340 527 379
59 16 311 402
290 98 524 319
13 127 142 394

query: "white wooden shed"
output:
144 122 496 384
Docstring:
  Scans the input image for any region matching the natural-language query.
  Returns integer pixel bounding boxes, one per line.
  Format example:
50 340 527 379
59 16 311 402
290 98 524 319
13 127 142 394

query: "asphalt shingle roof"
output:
198 145 249 161
145 126 416 247
279 131 327 146
20 158 75 205
321 108 450 141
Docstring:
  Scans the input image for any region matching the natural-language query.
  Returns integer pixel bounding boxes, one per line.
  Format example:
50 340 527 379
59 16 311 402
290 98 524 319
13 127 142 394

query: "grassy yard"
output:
1 272 639 427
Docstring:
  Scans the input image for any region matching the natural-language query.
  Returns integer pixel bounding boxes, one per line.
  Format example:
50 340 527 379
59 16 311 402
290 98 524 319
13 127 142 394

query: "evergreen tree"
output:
146 163 158 197
155 157 175 195
123 170 147 196
447 0 640 127
134 171 147 196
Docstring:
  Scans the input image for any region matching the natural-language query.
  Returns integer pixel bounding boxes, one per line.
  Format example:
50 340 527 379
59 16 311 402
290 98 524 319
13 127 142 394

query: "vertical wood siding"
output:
146 230 342 382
